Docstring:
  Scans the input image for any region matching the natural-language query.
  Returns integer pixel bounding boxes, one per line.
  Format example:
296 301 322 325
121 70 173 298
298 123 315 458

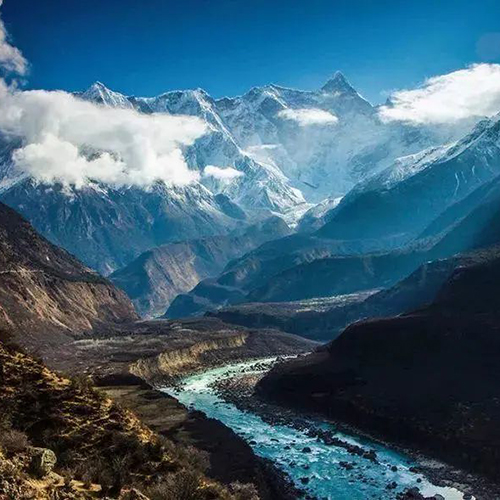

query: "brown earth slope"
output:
0 202 137 351
0 339 254 500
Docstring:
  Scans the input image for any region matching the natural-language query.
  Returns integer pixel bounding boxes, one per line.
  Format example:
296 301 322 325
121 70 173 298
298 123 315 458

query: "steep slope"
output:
258 246 500 482
0 178 245 275
318 114 500 242
111 216 291 318
0 200 137 351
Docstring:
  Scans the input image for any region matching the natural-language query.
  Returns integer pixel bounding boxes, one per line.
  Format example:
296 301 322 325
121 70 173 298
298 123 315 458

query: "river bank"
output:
212 358 499 500
101 378 301 500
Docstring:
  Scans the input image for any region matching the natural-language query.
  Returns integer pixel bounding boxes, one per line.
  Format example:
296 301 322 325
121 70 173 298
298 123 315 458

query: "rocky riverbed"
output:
163 358 484 500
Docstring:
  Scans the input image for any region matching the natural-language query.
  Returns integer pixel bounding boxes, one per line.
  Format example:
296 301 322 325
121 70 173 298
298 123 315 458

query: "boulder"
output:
29 447 57 477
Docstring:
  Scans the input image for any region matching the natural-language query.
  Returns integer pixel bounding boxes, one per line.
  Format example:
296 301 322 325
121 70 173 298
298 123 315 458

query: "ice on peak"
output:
321 71 355 94
90 81 109 91
81 81 133 109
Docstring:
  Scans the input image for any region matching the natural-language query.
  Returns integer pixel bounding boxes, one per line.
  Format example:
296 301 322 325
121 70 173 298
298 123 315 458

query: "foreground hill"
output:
258 246 500 482
0 339 263 500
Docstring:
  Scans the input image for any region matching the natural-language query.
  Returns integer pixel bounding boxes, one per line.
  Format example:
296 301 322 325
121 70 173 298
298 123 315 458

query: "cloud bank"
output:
278 108 339 126
0 3 207 189
203 165 243 181
0 85 207 188
379 64 500 125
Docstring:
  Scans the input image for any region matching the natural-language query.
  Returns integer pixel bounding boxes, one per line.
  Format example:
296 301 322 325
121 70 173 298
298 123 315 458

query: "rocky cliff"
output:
0 201 137 351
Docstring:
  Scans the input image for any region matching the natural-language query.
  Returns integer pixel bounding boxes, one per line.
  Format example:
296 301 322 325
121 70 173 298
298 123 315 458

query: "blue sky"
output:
3 0 500 103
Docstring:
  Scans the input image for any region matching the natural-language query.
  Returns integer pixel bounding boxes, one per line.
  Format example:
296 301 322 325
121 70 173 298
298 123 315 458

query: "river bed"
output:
163 358 471 500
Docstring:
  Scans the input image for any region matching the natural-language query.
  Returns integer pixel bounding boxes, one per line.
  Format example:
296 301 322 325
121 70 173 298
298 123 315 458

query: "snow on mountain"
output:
0 73 471 274
318 111 500 242
213 72 435 201
78 81 135 109
77 73 439 207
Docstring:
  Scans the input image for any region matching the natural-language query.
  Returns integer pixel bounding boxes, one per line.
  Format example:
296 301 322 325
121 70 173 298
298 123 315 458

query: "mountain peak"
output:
81 81 133 109
86 81 111 93
321 71 355 94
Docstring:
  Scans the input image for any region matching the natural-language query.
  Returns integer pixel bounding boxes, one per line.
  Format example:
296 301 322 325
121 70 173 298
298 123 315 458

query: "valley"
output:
1 4 500 497
163 358 487 500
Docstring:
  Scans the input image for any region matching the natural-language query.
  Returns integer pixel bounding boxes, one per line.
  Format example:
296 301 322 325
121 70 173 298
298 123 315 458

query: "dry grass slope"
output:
0 340 258 500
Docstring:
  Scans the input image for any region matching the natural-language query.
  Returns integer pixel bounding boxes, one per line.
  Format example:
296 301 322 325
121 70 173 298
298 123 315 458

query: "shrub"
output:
144 470 204 500
230 482 259 500
0 429 30 453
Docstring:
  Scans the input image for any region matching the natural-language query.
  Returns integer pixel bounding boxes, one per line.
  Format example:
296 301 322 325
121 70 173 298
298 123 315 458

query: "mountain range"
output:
166 112 500 317
0 73 440 276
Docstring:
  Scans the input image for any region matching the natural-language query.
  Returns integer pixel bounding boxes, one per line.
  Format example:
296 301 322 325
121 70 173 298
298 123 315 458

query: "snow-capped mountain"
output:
0 73 457 275
318 112 500 242
80 83 305 213
212 72 434 201
79 74 437 206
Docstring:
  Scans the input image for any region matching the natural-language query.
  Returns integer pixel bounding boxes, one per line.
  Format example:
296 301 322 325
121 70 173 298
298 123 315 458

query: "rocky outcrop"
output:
111 216 291 318
258 245 500 482
29 448 57 478
130 333 248 382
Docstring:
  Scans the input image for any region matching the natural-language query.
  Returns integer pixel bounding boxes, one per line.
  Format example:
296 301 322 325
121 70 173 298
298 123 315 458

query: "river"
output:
163 357 472 500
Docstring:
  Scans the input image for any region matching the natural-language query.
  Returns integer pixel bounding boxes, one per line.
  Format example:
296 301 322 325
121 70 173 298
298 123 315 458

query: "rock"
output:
391 465 398 472
386 481 398 490
339 461 355 470
397 487 424 500
29 447 57 477
300 477 310 485
302 446 312 453
119 488 151 500
463 494 472 500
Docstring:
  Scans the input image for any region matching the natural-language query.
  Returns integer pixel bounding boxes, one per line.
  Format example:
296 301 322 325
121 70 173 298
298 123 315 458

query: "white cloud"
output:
203 165 243 182
278 108 339 126
0 86 207 188
379 64 500 125
0 0 27 75
0 4 207 190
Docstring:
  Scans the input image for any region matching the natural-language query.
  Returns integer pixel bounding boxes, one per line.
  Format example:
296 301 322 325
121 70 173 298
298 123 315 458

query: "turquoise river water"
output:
163 358 472 500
